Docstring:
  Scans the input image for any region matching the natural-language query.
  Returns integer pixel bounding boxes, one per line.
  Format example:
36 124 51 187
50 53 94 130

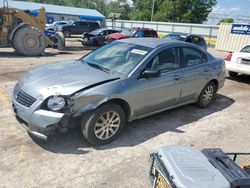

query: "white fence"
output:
106 19 219 45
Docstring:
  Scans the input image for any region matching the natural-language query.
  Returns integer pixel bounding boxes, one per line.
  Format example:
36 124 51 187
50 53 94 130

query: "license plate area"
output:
153 168 172 188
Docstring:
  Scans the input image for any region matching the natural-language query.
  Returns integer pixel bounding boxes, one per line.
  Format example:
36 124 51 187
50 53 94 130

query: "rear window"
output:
241 45 250 53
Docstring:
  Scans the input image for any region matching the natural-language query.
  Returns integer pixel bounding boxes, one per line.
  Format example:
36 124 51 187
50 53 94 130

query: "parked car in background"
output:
81 28 119 46
106 27 158 42
225 45 250 77
163 33 208 50
53 21 68 31
46 21 68 31
58 21 100 37
12 38 225 145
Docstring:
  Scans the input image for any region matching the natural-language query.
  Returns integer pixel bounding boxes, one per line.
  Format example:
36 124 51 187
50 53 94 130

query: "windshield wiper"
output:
86 62 110 73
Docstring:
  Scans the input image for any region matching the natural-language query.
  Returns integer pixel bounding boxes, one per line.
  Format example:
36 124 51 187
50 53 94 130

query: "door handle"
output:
174 74 180 80
204 67 209 72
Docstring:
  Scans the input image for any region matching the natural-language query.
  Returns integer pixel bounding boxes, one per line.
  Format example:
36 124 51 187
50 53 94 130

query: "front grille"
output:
13 85 36 108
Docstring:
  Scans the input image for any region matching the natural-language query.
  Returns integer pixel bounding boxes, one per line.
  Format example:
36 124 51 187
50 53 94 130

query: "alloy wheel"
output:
94 111 120 140
202 85 214 105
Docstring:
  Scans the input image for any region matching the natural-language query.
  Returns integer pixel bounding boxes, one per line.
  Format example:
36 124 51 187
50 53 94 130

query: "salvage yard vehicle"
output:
11 38 225 145
149 145 250 188
0 2 64 56
106 27 158 43
163 33 208 50
58 21 100 37
81 28 119 46
225 45 250 77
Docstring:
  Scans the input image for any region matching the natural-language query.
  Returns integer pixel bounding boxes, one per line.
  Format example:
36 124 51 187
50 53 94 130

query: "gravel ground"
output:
0 40 249 188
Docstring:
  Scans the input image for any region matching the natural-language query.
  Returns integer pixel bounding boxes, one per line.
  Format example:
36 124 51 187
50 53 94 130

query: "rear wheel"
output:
81 103 125 145
13 26 46 56
63 30 71 38
196 81 216 108
229 71 238 77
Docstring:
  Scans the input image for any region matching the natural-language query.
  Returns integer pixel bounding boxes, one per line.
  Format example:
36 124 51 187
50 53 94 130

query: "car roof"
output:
119 38 192 48
132 27 156 31
168 33 204 38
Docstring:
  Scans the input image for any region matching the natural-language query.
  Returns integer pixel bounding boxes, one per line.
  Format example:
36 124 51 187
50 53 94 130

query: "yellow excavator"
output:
0 0 64 56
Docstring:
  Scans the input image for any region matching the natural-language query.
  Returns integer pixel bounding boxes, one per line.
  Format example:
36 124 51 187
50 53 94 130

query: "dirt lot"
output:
0 40 250 188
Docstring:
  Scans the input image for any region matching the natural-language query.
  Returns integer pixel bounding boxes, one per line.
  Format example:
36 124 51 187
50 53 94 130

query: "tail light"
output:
225 53 233 61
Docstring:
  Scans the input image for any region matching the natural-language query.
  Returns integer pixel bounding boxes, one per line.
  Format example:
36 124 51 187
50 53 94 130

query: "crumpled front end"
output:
11 84 65 140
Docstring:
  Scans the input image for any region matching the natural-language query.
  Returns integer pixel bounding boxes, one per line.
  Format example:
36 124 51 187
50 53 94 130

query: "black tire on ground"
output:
63 30 71 38
196 81 217 108
81 102 125 145
229 71 238 77
54 31 65 50
13 26 46 56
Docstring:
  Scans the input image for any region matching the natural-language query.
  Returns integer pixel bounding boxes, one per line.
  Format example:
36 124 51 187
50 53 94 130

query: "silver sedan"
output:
12 38 225 145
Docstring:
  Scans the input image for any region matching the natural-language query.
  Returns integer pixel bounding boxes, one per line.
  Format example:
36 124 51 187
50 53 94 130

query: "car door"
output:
79 22 89 34
131 47 183 116
178 47 210 103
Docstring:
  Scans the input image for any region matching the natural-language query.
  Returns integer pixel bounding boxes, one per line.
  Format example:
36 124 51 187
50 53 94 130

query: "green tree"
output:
217 18 234 25
132 0 216 23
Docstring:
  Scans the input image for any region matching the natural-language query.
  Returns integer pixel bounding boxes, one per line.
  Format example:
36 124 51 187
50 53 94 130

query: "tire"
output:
63 30 71 38
13 26 46 56
196 81 216 108
81 103 125 145
229 71 238 77
54 32 65 50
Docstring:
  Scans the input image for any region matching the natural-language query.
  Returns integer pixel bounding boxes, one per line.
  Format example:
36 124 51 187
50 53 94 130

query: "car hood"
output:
18 60 119 98
108 32 131 39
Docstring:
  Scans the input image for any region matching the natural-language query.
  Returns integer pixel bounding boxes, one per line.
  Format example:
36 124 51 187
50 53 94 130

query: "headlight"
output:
47 96 65 111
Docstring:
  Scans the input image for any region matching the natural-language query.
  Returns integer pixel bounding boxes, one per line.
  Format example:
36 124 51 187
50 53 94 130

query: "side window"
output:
147 48 180 72
80 22 88 26
74 22 81 26
135 30 144 37
182 47 207 66
89 22 99 27
108 30 114 34
144 30 152 37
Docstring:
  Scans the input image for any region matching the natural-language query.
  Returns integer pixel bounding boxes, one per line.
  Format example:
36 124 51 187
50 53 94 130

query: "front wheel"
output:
81 103 125 145
196 82 216 108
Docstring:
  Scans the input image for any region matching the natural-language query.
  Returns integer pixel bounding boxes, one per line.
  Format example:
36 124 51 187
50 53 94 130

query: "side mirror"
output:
140 70 161 79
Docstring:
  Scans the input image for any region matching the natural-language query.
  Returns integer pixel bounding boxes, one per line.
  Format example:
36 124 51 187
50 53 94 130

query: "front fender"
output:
8 23 30 42
72 94 108 115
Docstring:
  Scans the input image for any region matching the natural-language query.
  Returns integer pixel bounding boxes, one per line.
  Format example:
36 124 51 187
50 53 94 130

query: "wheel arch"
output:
209 79 219 92
8 22 30 42
103 98 131 122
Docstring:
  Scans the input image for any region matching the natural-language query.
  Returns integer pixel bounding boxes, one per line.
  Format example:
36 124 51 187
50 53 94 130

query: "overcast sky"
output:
211 0 250 16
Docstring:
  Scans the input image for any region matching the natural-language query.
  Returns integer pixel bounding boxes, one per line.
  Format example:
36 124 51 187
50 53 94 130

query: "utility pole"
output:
151 0 155 22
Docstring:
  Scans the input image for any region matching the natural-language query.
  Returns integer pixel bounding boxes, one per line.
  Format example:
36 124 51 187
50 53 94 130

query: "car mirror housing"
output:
140 69 161 79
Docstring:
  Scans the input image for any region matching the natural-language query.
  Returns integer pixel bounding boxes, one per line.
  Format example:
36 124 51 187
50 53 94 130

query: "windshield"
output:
122 28 134 35
241 45 250 53
83 41 152 75
90 28 104 35
164 34 186 41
